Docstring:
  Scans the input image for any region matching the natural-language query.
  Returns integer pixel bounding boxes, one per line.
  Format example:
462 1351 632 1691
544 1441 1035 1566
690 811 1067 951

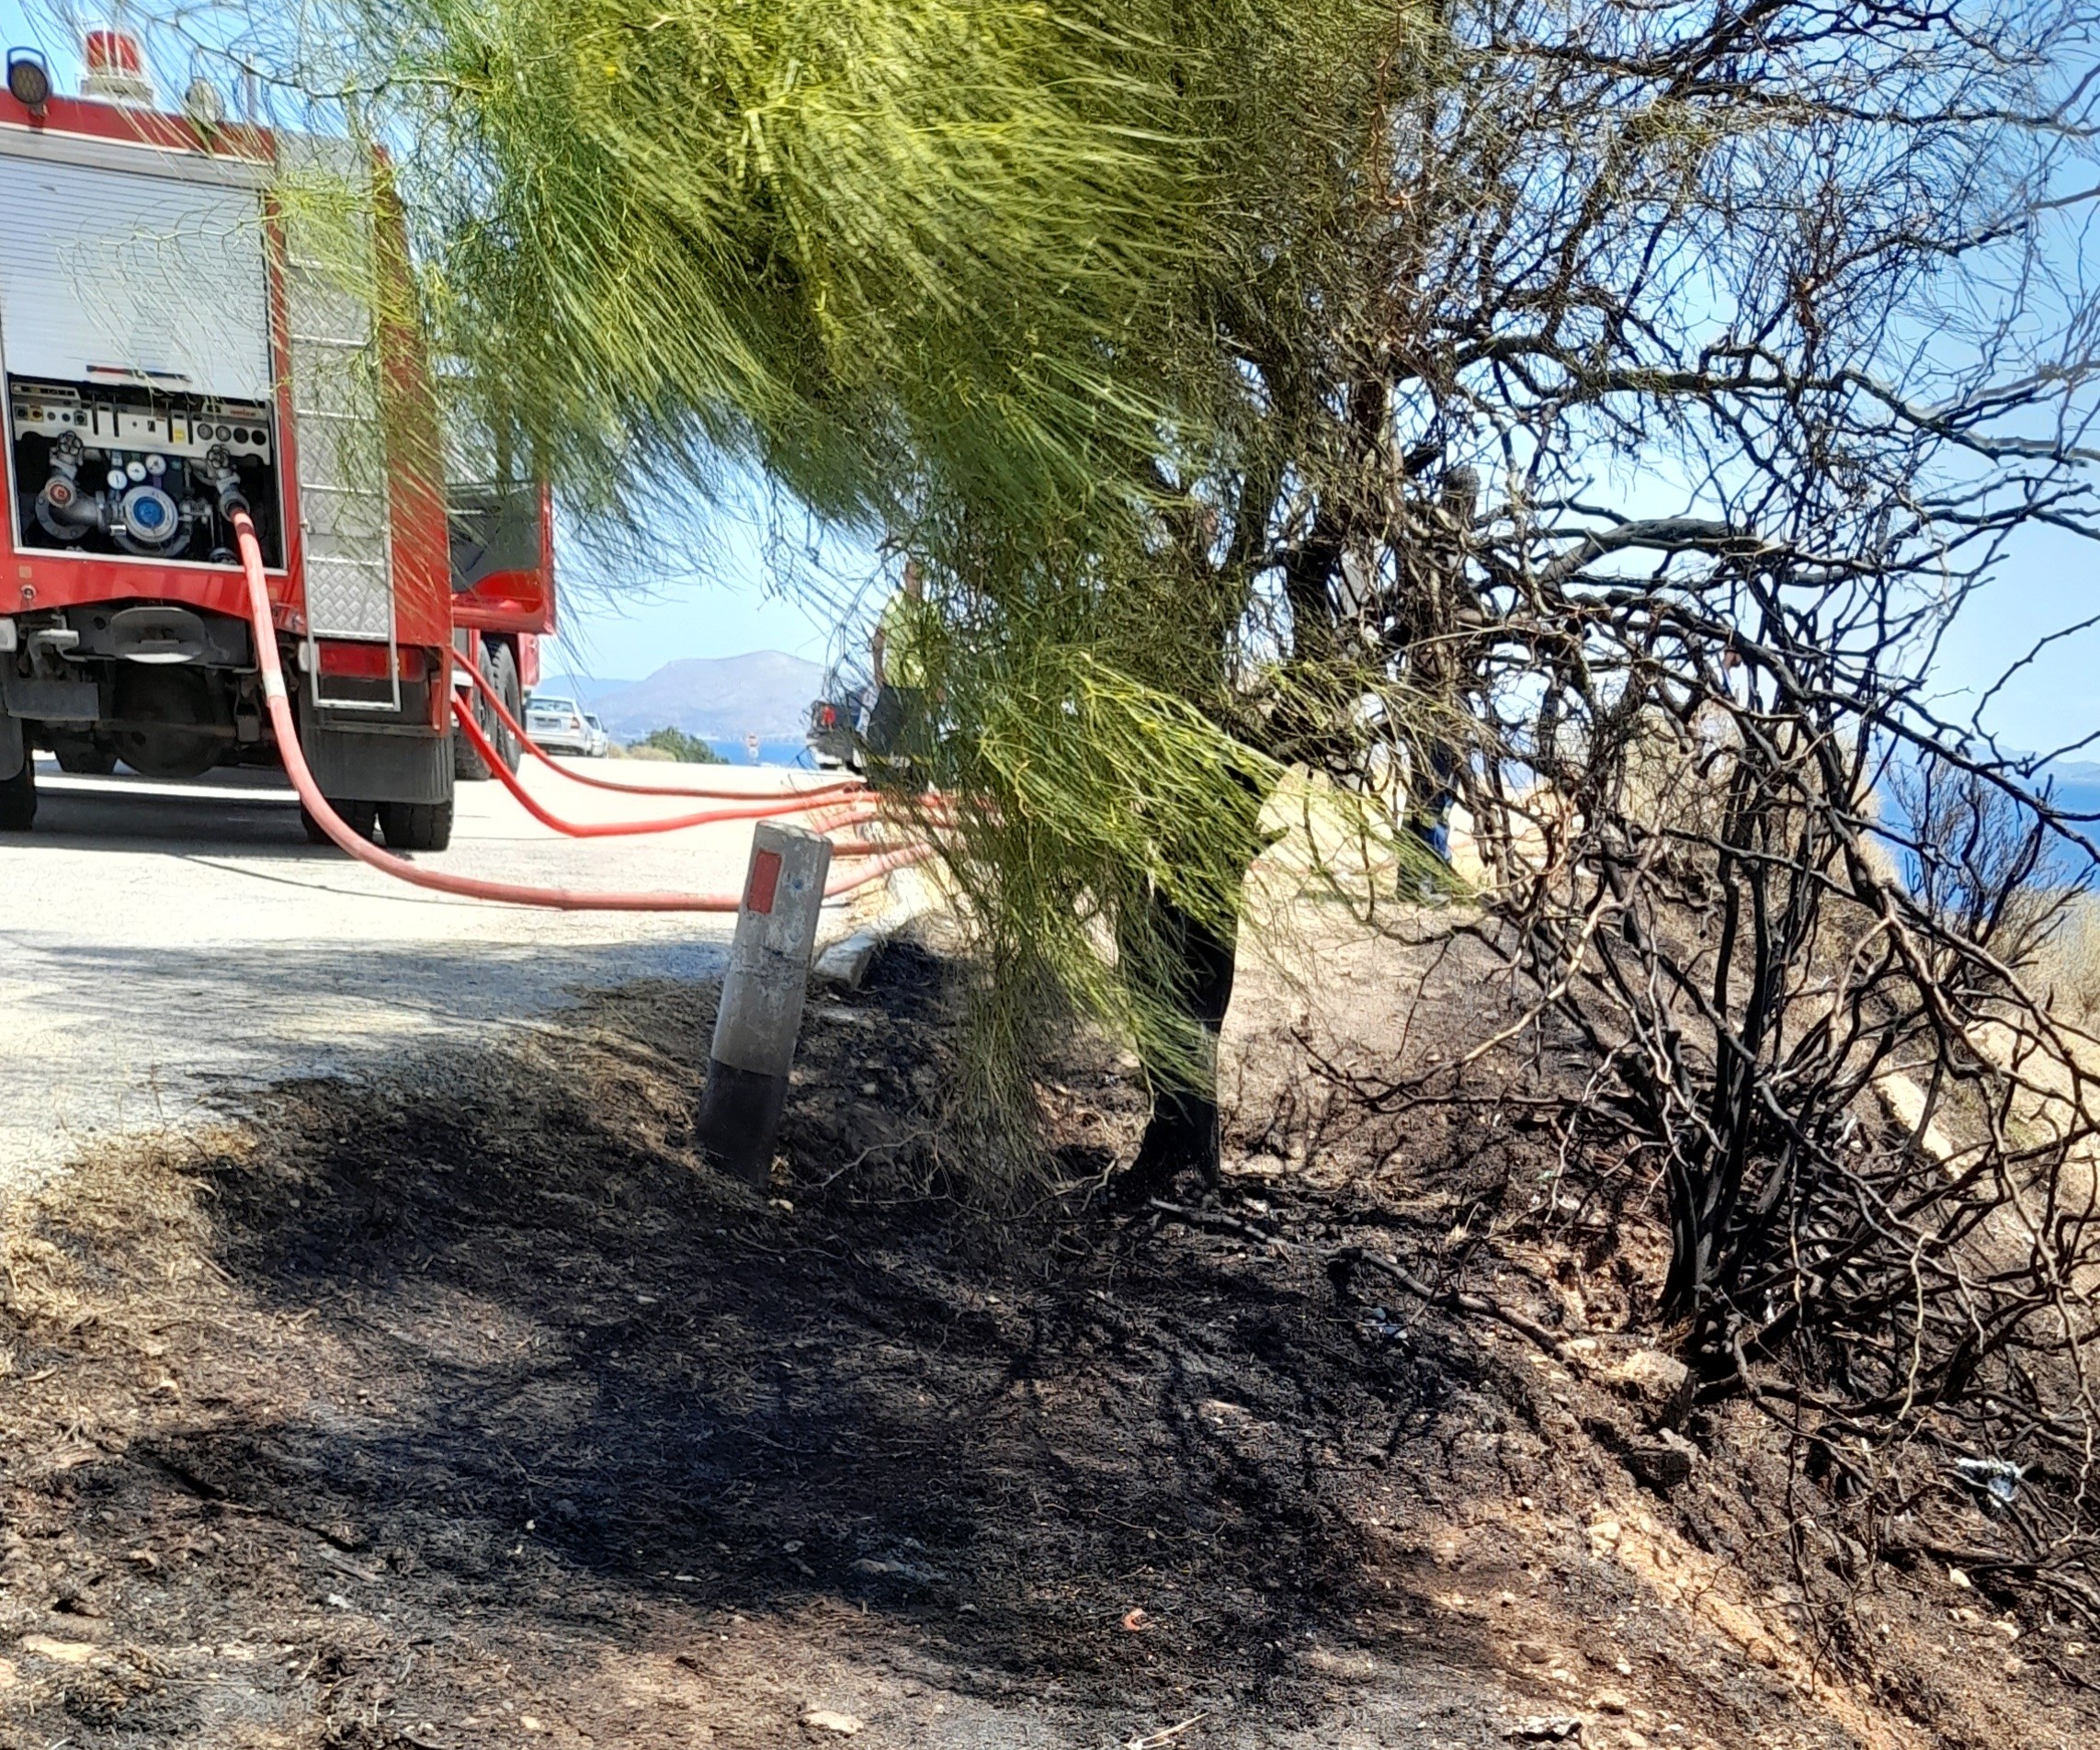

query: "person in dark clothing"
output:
1117 882 1242 1202
1405 737 1460 864
1391 467 1480 880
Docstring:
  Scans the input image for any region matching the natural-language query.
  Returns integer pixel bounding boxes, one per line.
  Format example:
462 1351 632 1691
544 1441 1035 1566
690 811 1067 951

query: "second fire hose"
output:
232 509 927 911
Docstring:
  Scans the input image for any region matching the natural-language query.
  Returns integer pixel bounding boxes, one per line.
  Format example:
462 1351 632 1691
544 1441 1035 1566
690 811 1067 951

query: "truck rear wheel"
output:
0 760 35 832
379 799 454 853
301 798 379 845
492 645 522 772
454 640 497 781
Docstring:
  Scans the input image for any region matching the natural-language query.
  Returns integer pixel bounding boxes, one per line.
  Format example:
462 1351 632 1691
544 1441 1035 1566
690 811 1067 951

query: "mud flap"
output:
0 670 97 721
0 712 21 782
296 688 454 806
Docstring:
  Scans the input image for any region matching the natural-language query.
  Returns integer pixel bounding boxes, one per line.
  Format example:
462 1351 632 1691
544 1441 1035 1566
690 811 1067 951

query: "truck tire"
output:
51 734 119 776
453 640 497 781
301 798 379 845
453 728 489 782
492 644 523 772
379 799 454 852
0 760 35 832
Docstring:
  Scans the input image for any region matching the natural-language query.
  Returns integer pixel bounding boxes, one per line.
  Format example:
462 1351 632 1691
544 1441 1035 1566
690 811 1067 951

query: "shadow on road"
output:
25 762 317 855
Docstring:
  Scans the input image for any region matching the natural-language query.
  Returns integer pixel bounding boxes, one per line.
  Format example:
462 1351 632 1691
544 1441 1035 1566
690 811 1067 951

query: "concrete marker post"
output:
698 820 834 1188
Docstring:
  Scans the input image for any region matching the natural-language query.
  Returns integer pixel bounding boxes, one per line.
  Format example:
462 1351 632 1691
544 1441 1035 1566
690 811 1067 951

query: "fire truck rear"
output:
448 467 555 782
0 33 549 846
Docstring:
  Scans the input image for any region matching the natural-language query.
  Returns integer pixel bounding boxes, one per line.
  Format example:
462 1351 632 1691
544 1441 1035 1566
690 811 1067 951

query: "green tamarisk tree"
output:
222 0 2100 1629
245 0 2100 1207
249 0 1424 1193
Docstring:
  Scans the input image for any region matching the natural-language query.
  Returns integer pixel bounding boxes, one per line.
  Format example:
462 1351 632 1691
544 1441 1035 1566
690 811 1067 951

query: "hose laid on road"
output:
234 509 925 911
455 694 922 855
460 642 966 840
453 646 866 803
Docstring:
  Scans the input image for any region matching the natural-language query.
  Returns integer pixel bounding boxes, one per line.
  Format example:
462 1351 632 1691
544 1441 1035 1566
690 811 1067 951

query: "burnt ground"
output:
0 931 2091 1747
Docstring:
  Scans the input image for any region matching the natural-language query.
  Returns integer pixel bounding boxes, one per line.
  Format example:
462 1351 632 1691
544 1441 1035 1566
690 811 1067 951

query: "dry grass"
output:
2034 890 2100 1029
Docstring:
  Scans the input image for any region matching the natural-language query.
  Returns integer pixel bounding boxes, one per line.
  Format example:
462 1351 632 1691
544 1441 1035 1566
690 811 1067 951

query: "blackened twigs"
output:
1144 1197 1584 1367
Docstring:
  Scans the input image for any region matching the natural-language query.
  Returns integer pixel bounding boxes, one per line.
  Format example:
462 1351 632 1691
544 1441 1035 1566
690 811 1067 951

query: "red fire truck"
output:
0 32 553 847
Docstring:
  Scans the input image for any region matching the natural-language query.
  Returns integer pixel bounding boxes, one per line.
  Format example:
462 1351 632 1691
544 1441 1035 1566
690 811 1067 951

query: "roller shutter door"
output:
0 153 270 399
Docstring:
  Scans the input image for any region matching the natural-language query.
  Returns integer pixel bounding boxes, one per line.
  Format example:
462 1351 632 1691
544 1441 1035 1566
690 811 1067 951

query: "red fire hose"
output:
233 510 925 911
451 697 886 840
452 641 960 834
452 646 865 803
454 697 920 855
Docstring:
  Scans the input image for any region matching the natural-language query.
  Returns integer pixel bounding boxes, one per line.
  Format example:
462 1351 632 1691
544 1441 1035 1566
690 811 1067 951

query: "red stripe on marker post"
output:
745 847 782 915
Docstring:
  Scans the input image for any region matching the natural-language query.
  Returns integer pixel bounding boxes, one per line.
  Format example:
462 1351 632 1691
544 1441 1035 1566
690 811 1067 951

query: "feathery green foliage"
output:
334 0 1385 530
273 0 1426 1185
637 727 726 764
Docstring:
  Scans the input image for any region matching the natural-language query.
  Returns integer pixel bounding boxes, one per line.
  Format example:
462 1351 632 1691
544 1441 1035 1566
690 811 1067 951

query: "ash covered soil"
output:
0 933 2088 1747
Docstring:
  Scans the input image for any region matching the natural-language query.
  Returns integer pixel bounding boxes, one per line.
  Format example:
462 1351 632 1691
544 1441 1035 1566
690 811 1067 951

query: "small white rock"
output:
814 930 882 989
1607 1349 1691 1406
18 1636 94 1665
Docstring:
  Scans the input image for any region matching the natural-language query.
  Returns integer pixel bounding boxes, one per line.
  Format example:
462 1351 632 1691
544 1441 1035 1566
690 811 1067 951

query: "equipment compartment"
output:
7 374 283 566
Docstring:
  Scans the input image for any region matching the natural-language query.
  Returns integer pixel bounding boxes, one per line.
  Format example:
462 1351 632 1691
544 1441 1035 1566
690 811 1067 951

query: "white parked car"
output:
524 695 595 757
583 712 612 758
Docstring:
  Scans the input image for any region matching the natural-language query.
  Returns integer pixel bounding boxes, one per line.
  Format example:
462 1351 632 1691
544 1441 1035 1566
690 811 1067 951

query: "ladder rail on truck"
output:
0 35 554 846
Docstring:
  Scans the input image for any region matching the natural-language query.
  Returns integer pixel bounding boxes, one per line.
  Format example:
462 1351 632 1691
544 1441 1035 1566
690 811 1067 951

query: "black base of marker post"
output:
698 821 833 1188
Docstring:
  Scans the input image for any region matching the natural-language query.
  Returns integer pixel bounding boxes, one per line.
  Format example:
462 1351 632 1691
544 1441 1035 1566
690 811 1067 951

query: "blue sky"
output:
1930 519 2100 763
5 4 2094 743
537 504 850 685
541 578 834 686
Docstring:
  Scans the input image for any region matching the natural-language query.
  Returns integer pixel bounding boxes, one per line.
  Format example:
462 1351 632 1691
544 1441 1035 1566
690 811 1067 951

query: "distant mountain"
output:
579 651 824 741
535 672 639 708
2043 759 2100 798
2039 760 2100 832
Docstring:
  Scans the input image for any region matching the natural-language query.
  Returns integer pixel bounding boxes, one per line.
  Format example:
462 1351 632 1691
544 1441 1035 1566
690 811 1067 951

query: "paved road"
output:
0 753 864 1193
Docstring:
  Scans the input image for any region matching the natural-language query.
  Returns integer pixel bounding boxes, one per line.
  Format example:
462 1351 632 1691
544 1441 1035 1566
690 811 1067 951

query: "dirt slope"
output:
0 938 2088 1747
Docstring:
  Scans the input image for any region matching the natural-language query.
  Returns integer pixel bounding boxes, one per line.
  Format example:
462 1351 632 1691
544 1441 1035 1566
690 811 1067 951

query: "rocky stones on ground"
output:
17 1636 95 1665
814 930 883 990
1625 1429 1700 1492
1605 1350 1692 1421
